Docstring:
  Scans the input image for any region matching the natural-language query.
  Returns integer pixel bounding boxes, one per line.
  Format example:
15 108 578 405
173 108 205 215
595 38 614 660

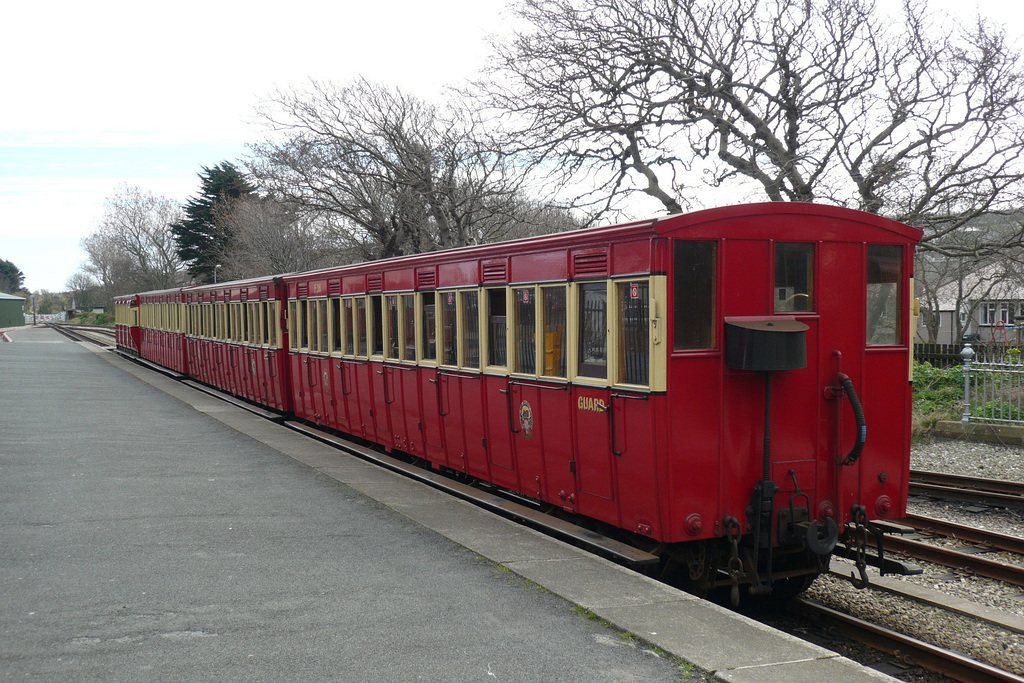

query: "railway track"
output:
48 323 116 347
881 513 1024 587
909 469 1024 510
789 597 1024 683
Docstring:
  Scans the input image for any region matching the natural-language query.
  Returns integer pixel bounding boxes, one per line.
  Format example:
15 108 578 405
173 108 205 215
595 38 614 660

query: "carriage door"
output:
512 285 576 509
572 282 616 519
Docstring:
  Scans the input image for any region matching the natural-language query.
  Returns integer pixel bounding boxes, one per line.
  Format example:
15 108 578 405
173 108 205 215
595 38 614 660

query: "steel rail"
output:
883 535 1024 586
901 513 1024 555
911 470 1024 497
908 482 1024 511
789 598 1024 683
48 323 116 346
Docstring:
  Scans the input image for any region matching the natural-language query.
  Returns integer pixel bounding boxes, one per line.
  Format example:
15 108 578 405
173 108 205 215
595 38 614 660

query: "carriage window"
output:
331 298 343 353
370 295 383 356
440 291 458 366
578 282 607 379
542 286 567 378
674 241 716 350
867 245 902 345
514 287 536 374
402 294 415 361
343 299 355 354
259 302 268 346
618 281 649 386
308 300 321 352
386 296 400 360
354 298 367 356
267 302 278 348
299 301 309 349
775 243 814 312
487 288 507 368
318 300 328 352
461 291 480 369
216 303 225 340
421 292 437 362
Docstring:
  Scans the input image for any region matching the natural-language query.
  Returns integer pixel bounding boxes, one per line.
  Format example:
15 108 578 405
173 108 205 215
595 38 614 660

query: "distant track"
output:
909 470 1024 510
47 323 116 347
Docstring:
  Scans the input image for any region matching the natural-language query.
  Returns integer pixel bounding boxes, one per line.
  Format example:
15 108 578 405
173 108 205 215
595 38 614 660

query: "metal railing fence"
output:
961 344 1024 424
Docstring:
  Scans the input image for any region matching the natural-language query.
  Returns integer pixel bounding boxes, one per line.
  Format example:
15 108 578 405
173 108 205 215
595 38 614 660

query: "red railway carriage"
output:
137 288 188 374
181 277 291 412
114 294 140 355
280 202 920 597
123 203 921 599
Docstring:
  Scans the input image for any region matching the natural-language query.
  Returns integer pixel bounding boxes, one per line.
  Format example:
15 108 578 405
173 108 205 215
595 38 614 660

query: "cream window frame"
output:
419 291 437 366
482 287 510 373
438 289 460 368
540 284 569 380
510 285 540 378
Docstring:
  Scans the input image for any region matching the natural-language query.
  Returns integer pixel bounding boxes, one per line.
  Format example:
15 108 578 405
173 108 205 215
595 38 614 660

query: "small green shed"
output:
0 292 26 328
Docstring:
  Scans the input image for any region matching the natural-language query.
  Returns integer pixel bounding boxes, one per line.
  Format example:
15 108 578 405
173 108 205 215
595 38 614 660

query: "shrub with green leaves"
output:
912 361 964 433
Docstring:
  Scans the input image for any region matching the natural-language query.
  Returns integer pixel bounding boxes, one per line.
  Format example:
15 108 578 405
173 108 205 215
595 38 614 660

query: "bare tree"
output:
75 184 186 310
215 196 347 279
248 78 562 260
482 0 1024 253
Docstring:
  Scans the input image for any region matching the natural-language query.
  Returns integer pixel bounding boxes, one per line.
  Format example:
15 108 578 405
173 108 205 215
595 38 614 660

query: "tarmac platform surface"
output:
0 326 898 682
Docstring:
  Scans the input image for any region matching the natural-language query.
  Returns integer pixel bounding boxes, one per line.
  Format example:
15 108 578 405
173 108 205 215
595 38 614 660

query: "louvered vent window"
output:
482 262 507 283
417 268 436 289
573 252 608 277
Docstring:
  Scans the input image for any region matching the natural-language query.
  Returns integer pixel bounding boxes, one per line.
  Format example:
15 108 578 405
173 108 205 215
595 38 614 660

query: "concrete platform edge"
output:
93 345 899 683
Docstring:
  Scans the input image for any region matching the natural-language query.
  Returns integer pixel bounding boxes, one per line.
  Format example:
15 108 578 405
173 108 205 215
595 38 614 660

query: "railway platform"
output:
1 326 898 682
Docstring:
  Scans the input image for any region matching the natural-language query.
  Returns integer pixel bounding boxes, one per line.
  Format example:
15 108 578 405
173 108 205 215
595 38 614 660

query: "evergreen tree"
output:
0 258 25 293
171 162 255 282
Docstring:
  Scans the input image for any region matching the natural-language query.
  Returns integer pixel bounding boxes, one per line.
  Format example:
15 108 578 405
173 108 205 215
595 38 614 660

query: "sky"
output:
0 0 1016 293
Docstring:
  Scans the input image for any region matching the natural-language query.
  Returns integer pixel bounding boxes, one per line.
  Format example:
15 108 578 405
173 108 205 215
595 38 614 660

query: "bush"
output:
912 361 963 435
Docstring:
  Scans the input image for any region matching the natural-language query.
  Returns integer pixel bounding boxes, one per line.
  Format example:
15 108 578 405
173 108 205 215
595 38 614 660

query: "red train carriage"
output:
125 203 921 600
276 203 921 597
114 294 140 355
181 277 291 412
137 288 188 374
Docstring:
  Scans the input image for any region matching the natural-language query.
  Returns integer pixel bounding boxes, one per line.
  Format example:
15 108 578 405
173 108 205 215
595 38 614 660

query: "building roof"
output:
0 292 26 301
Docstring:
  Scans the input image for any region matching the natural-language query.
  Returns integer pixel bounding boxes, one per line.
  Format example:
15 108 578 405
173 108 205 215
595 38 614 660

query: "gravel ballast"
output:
802 437 1024 679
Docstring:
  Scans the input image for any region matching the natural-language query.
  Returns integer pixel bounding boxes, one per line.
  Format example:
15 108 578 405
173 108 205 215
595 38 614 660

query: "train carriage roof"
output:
164 203 921 294
653 202 923 242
